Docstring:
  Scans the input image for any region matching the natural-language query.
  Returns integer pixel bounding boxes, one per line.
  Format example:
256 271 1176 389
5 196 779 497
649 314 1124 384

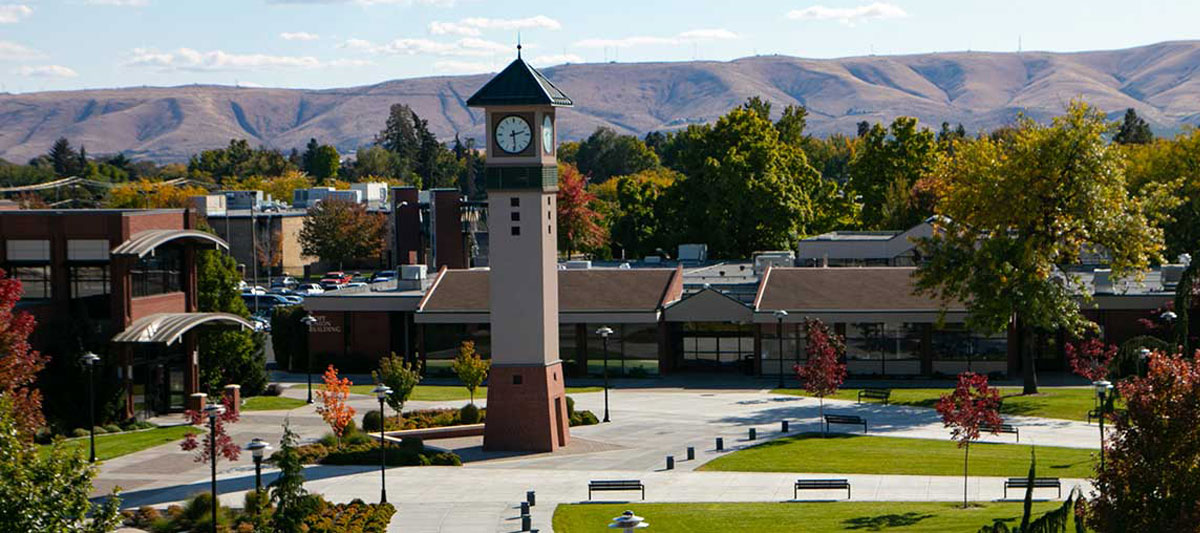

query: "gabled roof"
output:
466 57 573 107
664 288 753 323
755 267 963 312
419 268 677 313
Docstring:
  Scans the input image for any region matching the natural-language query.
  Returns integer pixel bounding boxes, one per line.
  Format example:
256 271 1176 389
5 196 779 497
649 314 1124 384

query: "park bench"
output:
824 414 868 433
1004 477 1061 499
981 423 1020 442
588 480 645 501
857 388 892 405
794 479 852 500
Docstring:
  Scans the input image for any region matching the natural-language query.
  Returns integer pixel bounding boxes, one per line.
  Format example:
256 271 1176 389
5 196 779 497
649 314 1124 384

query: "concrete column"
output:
184 332 199 397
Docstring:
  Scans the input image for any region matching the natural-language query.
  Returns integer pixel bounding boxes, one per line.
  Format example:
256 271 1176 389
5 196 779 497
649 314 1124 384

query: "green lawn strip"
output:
699 433 1095 478
293 383 602 400
553 501 1066 533
40 425 197 461
242 395 307 411
771 387 1103 421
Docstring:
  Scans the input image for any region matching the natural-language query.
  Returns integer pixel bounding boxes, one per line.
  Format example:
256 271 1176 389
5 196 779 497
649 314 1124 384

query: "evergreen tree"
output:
1114 108 1154 145
48 138 80 177
196 249 266 396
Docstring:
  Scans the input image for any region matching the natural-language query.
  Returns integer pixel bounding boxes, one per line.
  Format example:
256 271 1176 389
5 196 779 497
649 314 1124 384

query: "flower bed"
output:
280 432 461 467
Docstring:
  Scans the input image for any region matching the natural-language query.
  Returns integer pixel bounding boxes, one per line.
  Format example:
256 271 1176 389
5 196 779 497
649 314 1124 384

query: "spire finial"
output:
517 32 522 59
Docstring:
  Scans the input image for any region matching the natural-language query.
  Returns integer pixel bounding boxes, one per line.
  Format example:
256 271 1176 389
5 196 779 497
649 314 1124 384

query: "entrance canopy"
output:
111 312 252 345
111 229 228 258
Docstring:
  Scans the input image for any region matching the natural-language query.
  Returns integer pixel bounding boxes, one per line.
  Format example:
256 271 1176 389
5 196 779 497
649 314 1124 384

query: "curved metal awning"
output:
111 312 252 345
111 229 228 258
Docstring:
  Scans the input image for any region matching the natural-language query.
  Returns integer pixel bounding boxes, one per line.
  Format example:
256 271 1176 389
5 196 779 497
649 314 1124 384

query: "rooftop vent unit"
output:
564 260 591 270
1162 264 1184 290
400 264 427 281
1093 268 1113 294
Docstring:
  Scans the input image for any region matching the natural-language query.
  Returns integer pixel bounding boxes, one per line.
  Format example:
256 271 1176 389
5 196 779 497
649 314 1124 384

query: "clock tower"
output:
467 49 572 452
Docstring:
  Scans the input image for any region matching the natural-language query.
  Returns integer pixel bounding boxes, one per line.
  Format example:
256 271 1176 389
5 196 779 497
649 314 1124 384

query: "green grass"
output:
242 396 307 411
293 383 602 401
41 426 197 461
699 433 1095 478
771 387 1105 421
553 502 1069 533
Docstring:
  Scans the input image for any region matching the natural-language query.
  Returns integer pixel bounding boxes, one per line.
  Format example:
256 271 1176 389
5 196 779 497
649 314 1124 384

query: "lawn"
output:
699 433 1095 478
553 501 1068 533
771 387 1103 421
41 425 197 461
293 383 602 401
242 395 307 411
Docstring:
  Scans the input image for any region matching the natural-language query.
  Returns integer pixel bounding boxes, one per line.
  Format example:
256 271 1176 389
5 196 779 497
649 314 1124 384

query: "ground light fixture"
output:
300 314 318 403
1094 380 1113 469
372 384 392 504
1138 347 1151 375
81 351 100 463
609 510 649 531
597 326 614 423
245 437 271 494
773 310 789 389
203 403 226 533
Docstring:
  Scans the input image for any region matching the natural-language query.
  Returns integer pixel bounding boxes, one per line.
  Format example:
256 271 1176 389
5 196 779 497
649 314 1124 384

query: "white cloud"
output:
339 38 374 50
433 60 494 73
328 58 374 67
268 0 455 6
280 31 320 41
529 53 582 66
345 37 510 57
84 0 150 6
0 40 42 60
429 15 562 37
0 4 33 23
574 28 738 49
125 48 322 71
12 65 78 78
786 2 907 25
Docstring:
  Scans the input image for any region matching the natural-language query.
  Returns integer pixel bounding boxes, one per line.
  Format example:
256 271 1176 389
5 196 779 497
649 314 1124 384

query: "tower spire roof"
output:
466 55 572 108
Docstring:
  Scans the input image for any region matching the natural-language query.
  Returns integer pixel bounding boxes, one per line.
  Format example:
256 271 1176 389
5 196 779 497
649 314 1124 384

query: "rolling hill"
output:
4 40 1200 163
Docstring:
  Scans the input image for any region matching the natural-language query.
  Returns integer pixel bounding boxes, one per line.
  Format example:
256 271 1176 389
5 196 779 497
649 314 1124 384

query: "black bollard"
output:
526 490 536 507
749 428 757 440
666 455 674 470
782 420 789 433
687 446 695 460
716 437 724 451
521 501 529 515
522 514 531 531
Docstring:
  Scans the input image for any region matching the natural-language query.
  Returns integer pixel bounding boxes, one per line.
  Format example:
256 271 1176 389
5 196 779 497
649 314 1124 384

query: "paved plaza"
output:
99 382 1100 532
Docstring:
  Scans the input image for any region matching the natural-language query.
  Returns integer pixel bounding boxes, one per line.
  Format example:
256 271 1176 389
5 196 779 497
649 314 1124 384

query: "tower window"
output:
511 212 520 222
511 226 521 236
512 374 523 385
511 197 520 207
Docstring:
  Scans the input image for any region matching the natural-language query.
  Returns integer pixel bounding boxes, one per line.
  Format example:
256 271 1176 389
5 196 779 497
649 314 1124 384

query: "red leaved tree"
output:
1085 350 1200 531
316 365 356 447
557 163 608 258
795 318 846 436
936 372 1003 508
1065 338 1117 382
0 269 49 439
180 394 241 463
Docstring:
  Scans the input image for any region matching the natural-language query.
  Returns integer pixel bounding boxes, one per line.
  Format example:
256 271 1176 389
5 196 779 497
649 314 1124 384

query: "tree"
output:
308 144 340 184
48 138 82 177
848 116 939 229
935 372 1002 508
376 104 421 175
1122 129 1200 261
196 249 266 396
0 270 48 438
316 365 355 447
354 145 401 182
450 341 490 405
298 199 387 269
372 354 421 425
0 396 122 533
1065 338 1117 382
270 305 310 372
1085 351 1200 531
187 139 295 183
574 127 660 182
1113 108 1153 145
557 164 608 257
105 179 208 209
795 318 846 436
180 394 241 464
608 169 677 259
269 422 320 532
915 102 1162 394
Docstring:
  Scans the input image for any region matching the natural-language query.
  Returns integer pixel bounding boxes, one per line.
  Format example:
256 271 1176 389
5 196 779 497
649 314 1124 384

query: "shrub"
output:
302 500 396 533
343 429 373 447
362 409 383 433
398 437 423 453
264 383 285 397
103 424 122 433
459 403 480 424
71 427 89 438
565 396 576 417
92 425 108 435
577 410 599 426
281 439 461 468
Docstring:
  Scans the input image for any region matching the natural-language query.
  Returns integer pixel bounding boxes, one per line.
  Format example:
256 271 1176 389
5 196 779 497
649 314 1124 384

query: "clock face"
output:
495 115 532 154
542 115 554 154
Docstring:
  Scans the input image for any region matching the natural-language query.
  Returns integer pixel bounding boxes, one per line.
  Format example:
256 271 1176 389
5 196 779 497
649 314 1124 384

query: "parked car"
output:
241 293 292 311
322 271 352 284
240 285 266 295
270 276 298 288
371 270 397 283
249 315 271 333
294 283 325 296
344 282 368 289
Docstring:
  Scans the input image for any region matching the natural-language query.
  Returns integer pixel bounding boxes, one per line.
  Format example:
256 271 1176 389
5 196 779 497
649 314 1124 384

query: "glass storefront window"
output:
131 247 182 297
70 265 110 298
10 264 50 299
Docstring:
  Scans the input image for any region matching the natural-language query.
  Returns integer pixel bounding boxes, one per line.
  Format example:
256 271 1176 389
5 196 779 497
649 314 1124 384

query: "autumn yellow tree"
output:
315 365 356 448
105 179 208 208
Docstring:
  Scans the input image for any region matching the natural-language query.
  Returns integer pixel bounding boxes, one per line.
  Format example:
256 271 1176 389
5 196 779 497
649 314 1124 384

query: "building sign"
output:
311 314 341 334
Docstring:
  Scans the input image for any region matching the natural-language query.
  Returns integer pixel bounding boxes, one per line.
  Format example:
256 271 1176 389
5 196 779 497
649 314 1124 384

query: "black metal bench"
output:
981 423 1019 442
1004 477 1061 499
824 414 867 433
794 479 851 499
857 388 891 405
588 479 645 500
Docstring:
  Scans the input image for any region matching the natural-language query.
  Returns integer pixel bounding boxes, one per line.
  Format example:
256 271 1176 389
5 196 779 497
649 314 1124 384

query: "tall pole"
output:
209 414 218 532
777 316 785 389
251 203 259 315
1098 390 1106 470
253 455 262 493
379 394 388 504
602 334 610 423
87 361 96 463
301 315 317 404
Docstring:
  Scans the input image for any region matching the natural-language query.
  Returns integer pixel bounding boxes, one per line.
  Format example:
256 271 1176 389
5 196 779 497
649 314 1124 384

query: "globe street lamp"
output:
300 314 318 404
773 310 789 389
81 351 100 463
1138 347 1151 375
596 326 614 423
608 510 649 532
372 384 392 504
245 438 271 494
203 403 226 533
1094 380 1113 469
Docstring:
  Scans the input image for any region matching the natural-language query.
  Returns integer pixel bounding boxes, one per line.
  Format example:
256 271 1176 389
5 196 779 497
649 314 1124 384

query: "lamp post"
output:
300 314 318 404
372 384 392 504
245 438 271 494
608 510 649 532
203 403 226 533
773 310 789 389
1094 380 1113 470
81 352 100 463
597 326 614 423
1138 347 1150 376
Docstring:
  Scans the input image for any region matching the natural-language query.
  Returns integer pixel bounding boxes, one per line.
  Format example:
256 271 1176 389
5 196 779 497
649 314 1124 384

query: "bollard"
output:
522 514 531 531
526 490 536 506
716 437 724 451
749 428 757 440
687 446 695 460
521 501 529 515
666 455 674 470
782 420 789 433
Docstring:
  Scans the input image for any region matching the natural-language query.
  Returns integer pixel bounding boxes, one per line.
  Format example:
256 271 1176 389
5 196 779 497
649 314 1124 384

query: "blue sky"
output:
2 0 1199 93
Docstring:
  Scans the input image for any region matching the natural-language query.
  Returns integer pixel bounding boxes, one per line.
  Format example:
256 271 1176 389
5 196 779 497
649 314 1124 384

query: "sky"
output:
2 0 1200 93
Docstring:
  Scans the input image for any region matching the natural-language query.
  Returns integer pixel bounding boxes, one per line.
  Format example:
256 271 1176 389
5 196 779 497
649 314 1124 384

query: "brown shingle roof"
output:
756 267 962 311
420 269 680 312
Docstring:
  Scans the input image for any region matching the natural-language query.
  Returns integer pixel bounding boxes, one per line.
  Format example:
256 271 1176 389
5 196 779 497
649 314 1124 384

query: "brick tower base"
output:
483 362 570 452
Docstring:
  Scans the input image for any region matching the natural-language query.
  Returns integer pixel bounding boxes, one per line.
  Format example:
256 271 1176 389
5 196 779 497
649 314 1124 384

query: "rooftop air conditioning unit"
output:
1162 264 1184 289
400 265 427 281
1093 268 1113 294
564 260 591 270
